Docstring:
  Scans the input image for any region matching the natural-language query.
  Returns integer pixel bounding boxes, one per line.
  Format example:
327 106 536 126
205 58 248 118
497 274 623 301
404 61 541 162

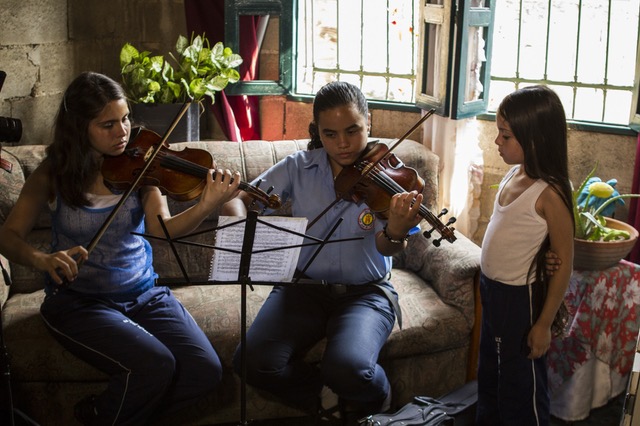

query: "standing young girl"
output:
0 72 241 425
478 85 574 425
222 81 423 423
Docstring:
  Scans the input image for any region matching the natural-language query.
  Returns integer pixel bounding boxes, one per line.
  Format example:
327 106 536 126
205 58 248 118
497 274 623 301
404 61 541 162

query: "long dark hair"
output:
498 85 574 331
46 72 128 207
307 81 368 150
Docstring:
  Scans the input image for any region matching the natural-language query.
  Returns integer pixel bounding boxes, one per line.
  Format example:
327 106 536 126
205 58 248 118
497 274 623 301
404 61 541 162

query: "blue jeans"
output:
40 286 222 425
233 282 396 409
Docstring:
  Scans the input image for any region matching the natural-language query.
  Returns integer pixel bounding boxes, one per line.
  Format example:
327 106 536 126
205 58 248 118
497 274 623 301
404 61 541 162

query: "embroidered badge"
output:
358 208 375 230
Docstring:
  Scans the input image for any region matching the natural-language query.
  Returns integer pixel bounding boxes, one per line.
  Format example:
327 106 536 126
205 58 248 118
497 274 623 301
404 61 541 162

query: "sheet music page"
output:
209 216 308 282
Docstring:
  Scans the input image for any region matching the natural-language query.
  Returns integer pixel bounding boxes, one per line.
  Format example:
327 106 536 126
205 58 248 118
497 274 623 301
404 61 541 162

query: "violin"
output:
102 127 281 209
334 142 456 246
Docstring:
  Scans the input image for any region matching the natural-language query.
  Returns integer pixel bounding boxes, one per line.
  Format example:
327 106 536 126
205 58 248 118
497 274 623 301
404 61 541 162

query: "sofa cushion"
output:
0 148 26 224
0 146 50 228
3 266 469 383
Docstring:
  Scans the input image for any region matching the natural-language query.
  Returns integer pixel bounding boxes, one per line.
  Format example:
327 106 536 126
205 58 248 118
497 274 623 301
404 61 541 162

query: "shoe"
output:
315 386 343 425
74 394 99 425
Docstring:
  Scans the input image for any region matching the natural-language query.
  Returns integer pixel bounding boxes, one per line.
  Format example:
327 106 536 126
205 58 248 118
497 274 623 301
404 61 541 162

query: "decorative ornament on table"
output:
572 164 640 270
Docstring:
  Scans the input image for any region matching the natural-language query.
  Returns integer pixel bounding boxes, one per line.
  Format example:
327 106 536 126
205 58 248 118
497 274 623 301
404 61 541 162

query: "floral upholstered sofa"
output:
0 138 481 425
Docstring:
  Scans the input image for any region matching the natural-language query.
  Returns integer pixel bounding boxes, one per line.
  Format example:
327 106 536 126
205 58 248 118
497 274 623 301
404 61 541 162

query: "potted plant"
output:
119 33 242 142
572 164 640 270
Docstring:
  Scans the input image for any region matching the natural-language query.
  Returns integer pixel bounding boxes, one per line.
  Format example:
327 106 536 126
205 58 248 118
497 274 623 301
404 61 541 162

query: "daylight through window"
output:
489 0 640 126
296 0 420 103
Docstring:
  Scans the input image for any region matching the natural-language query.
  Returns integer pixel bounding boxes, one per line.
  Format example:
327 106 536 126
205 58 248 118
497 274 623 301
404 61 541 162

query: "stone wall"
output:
476 120 637 245
0 0 186 145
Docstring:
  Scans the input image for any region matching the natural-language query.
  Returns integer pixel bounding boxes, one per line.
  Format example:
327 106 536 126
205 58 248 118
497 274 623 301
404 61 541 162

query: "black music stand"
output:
143 210 361 425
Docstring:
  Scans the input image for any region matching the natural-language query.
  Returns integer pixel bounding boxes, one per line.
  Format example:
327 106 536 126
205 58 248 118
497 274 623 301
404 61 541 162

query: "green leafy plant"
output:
119 34 242 104
573 164 640 241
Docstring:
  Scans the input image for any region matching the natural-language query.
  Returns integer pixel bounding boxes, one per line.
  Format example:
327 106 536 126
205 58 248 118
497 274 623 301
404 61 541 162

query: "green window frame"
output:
487 0 640 134
224 0 639 132
223 0 294 96
225 0 496 120
415 0 496 119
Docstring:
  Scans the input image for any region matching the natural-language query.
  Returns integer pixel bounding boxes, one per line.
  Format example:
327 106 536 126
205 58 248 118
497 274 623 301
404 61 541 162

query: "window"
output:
292 0 498 118
488 0 640 129
295 0 420 105
223 0 294 96
225 0 640 129
414 0 496 119
224 0 489 115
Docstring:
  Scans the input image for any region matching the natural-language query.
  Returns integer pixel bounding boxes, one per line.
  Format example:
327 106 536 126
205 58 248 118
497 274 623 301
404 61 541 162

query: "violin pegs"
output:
423 228 434 239
438 208 448 217
267 185 275 194
447 217 457 225
433 238 442 247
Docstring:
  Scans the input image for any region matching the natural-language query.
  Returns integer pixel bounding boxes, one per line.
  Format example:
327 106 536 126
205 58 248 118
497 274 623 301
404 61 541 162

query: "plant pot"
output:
573 217 639 270
131 102 200 143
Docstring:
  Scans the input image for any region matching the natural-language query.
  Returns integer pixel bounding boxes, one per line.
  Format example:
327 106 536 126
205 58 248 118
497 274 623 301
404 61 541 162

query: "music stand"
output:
143 209 361 425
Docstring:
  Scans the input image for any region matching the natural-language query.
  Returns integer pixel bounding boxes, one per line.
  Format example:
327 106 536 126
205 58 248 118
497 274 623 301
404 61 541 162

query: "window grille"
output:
488 0 640 126
295 0 420 104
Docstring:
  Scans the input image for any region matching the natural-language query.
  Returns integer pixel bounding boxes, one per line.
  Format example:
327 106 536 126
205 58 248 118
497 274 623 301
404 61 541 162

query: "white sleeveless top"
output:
481 166 549 285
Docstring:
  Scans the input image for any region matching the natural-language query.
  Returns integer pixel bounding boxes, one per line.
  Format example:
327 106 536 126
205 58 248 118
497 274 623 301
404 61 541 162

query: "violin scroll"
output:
422 208 457 246
241 179 281 210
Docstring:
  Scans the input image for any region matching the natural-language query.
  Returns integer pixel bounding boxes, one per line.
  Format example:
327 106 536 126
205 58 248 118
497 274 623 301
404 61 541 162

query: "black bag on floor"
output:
358 380 477 426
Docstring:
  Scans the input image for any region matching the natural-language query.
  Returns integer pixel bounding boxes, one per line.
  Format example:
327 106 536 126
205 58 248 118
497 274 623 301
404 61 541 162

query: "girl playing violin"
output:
0 72 241 425
222 81 423 423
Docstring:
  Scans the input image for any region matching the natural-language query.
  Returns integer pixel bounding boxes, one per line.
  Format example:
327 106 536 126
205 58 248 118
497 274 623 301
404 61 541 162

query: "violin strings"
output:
358 163 430 218
151 150 272 206
357 162 451 238
156 151 209 178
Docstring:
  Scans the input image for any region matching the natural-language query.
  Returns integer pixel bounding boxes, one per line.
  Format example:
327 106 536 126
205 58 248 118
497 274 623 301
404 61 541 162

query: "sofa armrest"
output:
0 254 10 307
394 228 481 329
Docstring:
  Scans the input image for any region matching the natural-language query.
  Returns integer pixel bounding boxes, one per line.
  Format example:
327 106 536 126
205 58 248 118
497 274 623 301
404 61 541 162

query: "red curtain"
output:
184 0 261 142
628 133 640 263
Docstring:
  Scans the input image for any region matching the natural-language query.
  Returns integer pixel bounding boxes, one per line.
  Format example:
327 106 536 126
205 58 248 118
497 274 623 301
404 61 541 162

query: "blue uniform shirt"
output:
255 148 393 284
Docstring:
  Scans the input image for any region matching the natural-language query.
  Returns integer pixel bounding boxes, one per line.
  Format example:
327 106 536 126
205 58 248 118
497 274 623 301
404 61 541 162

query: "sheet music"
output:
209 216 308 282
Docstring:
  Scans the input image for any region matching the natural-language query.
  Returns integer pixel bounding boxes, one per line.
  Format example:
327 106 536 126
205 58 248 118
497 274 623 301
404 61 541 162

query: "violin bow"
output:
306 109 435 230
358 108 435 182
84 102 192 257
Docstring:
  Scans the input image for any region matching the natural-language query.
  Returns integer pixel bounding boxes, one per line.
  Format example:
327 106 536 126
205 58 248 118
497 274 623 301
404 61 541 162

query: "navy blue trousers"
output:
233 283 396 411
476 274 550 426
40 286 222 425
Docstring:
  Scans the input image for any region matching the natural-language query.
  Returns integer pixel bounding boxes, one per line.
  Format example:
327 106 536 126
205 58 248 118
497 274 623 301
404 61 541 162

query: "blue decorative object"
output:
576 177 625 217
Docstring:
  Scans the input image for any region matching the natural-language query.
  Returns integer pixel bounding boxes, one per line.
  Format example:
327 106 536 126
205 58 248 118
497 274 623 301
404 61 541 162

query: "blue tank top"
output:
46 191 156 297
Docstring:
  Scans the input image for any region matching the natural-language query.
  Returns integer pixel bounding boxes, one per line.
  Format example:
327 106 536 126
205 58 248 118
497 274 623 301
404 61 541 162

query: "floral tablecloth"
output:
547 260 640 421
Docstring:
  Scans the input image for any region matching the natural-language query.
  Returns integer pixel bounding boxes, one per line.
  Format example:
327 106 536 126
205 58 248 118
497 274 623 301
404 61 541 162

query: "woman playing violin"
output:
0 72 240 425
222 81 423 424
